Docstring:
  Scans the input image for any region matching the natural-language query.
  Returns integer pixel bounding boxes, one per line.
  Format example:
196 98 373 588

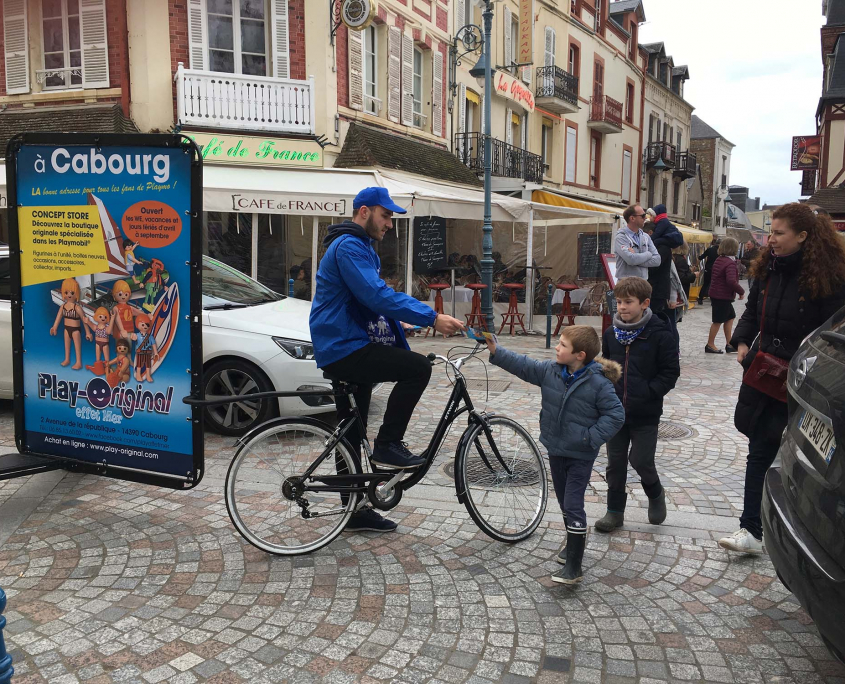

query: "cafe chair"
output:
498 283 526 335
553 283 579 335
426 283 450 337
465 283 488 331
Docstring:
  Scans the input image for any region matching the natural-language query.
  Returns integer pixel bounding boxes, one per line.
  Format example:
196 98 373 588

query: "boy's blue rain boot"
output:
552 532 586 585
595 491 626 533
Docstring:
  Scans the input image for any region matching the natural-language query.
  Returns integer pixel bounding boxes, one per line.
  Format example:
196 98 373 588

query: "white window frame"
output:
40 0 82 90
565 125 576 183
363 25 380 114
207 0 270 77
542 124 552 175
412 45 425 128
622 149 632 203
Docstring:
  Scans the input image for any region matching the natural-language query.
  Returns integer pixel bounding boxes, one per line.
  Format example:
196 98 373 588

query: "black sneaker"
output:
371 441 425 470
345 506 398 533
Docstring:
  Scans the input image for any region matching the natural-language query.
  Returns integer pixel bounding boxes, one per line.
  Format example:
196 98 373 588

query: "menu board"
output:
578 232 611 279
413 216 447 274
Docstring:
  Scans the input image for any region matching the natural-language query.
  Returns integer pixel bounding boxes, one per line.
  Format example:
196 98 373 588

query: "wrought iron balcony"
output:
175 62 315 134
587 95 623 133
535 66 579 115
455 133 544 184
646 141 677 169
674 151 697 179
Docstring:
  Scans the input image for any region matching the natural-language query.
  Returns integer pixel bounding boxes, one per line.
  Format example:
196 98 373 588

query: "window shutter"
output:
432 50 444 137
80 0 109 88
387 26 401 122
544 27 555 67
187 0 207 70
521 114 527 150
506 108 513 144
503 5 512 67
401 33 414 126
565 126 576 183
3 0 29 95
348 27 364 111
271 0 290 79
456 0 466 29
458 83 466 133
622 150 632 202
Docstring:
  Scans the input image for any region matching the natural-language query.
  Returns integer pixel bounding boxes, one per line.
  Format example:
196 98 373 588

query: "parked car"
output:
762 304 845 663
0 247 334 434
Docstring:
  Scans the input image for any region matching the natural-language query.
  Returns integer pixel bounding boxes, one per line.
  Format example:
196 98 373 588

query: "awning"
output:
531 189 617 214
676 223 714 244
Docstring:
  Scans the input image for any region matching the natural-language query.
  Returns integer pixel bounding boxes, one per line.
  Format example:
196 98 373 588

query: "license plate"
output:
799 410 837 464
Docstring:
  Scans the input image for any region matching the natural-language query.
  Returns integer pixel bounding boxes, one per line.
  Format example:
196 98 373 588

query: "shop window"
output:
41 0 82 89
257 214 313 298
207 0 268 76
204 212 253 276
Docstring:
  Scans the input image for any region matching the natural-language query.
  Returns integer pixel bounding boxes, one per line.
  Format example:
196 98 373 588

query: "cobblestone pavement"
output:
1 301 844 684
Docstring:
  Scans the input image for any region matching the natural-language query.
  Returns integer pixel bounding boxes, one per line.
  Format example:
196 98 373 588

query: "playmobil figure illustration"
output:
141 258 166 313
50 278 94 369
123 239 147 284
132 314 159 382
111 280 137 343
106 338 132 387
88 306 115 366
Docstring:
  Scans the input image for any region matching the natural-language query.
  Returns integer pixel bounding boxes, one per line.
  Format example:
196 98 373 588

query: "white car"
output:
0 247 334 435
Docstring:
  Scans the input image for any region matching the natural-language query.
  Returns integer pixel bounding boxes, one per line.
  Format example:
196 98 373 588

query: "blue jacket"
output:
309 221 437 367
650 206 684 249
490 346 625 460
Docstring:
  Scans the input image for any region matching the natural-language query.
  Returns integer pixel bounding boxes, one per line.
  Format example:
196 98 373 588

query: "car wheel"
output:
203 359 275 436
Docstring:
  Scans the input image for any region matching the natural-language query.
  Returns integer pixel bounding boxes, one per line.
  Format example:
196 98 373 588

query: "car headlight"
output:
273 337 314 360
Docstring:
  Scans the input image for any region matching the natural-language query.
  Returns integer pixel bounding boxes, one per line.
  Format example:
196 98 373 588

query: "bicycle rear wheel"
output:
456 415 547 542
225 417 361 555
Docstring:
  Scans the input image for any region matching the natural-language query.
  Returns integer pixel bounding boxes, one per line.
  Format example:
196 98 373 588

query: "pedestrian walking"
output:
740 239 759 288
704 237 744 354
719 204 845 555
696 238 720 304
596 277 681 533
672 242 698 302
487 327 624 585
614 205 661 280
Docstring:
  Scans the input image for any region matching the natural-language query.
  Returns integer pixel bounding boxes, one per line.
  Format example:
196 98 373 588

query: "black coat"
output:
647 243 673 301
673 254 696 286
700 245 719 272
731 250 845 439
602 312 681 425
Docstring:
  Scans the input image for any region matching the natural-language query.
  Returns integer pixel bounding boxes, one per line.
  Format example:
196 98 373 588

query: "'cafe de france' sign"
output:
494 70 535 113
186 132 323 168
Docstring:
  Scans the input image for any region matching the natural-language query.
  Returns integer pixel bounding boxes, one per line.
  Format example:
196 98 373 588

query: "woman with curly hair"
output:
719 203 845 555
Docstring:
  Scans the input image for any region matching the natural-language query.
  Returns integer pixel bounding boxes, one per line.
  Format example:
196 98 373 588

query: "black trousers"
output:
698 270 713 302
549 456 594 533
739 425 782 540
650 299 679 345
323 343 432 463
605 423 661 511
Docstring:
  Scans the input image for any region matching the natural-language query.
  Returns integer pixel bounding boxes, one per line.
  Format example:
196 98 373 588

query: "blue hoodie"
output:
309 220 437 367
650 204 684 249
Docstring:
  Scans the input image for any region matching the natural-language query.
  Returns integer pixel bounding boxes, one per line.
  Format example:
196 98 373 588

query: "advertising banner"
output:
7 134 203 488
791 135 821 170
801 169 817 197
518 0 533 68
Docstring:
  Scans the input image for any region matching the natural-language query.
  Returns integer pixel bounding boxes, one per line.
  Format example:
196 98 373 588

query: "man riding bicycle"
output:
309 187 464 532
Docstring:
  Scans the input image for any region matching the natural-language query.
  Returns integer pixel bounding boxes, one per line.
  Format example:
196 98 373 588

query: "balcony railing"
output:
674 151 697 179
587 95 623 132
175 62 315 134
646 141 677 168
535 66 579 114
455 133 544 184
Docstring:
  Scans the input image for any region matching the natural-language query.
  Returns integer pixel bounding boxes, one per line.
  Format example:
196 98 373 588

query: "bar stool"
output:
465 283 488 330
498 283 526 335
426 283 450 337
553 283 578 335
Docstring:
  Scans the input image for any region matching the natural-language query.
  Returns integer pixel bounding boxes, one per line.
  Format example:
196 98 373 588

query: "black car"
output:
763 304 845 662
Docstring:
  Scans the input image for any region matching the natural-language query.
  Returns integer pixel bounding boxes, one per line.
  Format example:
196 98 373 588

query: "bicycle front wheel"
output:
456 416 547 542
225 418 361 555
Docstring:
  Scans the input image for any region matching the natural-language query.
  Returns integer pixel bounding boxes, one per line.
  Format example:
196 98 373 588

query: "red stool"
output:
553 283 578 335
465 283 488 330
426 283 450 337
498 283 526 335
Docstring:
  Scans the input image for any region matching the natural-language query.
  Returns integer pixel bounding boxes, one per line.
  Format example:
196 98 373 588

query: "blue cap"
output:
352 187 407 214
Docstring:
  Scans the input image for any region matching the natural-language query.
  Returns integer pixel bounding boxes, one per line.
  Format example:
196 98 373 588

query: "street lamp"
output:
448 1 496 330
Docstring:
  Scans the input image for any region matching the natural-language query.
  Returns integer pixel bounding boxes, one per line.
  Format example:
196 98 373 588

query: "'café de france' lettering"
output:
231 194 347 216
494 71 536 112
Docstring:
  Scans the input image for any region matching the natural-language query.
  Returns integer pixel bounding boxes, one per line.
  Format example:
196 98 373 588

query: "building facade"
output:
690 114 734 235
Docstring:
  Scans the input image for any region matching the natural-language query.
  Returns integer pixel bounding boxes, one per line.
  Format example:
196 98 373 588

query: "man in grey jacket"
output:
614 205 661 279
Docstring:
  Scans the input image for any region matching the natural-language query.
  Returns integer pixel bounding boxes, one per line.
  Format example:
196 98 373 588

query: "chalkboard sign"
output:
578 232 612 279
413 216 447 274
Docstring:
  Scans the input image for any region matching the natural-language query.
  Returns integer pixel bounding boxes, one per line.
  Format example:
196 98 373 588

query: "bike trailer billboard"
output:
6 133 203 488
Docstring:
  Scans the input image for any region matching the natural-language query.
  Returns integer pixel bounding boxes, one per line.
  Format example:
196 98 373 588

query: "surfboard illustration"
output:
150 282 179 374
87 193 130 278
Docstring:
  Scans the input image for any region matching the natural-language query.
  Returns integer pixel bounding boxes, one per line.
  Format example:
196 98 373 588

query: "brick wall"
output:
690 138 716 214
289 0 306 81
0 0 129 112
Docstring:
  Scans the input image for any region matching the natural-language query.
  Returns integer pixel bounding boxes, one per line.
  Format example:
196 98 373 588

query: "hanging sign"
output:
800 169 816 197
494 70 536 112
791 135 820 170
341 0 377 30
6 133 204 489
518 0 534 67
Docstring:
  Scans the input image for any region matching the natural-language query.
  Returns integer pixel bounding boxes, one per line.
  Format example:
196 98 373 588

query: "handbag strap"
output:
758 281 770 339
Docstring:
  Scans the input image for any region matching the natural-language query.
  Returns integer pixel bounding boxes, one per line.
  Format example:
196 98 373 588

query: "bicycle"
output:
215 343 548 556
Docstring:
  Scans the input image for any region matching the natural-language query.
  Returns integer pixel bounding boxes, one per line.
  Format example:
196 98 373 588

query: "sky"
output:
637 0 824 207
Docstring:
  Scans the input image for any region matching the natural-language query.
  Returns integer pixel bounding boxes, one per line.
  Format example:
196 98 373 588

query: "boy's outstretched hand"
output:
485 337 496 355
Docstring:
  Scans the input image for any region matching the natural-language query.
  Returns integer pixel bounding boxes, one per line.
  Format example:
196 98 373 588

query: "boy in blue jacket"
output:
487 326 624 585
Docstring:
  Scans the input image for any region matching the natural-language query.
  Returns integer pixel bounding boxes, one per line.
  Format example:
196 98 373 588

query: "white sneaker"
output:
718 529 763 555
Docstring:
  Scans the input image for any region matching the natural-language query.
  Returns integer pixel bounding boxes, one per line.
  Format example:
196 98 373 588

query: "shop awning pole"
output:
526 209 535 332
